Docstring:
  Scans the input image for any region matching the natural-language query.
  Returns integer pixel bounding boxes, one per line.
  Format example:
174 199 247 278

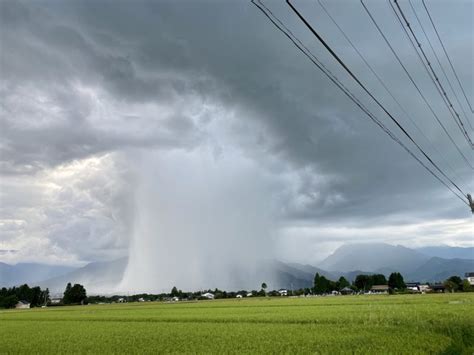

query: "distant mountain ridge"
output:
319 243 429 274
318 243 473 283
38 258 128 295
407 257 474 282
415 246 474 260
0 262 76 287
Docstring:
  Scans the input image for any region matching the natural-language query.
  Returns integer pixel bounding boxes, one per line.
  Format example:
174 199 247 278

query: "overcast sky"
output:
1 0 473 267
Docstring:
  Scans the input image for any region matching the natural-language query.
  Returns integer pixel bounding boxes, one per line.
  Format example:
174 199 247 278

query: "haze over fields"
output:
0 0 473 292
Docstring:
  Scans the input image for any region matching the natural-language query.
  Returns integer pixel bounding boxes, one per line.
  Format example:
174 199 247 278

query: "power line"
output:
422 0 474 114
392 0 473 149
316 0 461 189
360 0 474 170
407 0 473 131
250 0 468 206
285 0 469 201
251 0 467 206
389 0 472 149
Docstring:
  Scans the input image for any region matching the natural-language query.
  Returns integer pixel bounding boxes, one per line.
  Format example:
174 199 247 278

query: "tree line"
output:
443 276 472 292
0 284 49 309
1 273 472 308
313 272 472 294
313 272 406 294
0 282 87 309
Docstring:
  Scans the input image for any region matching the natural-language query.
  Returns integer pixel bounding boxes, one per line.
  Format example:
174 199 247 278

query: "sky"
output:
0 0 473 270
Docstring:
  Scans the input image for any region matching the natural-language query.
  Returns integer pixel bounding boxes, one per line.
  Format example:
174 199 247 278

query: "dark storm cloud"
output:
63 0 473 221
0 0 472 264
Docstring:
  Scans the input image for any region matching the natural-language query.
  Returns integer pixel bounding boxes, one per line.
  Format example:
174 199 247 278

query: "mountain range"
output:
319 243 427 274
37 258 128 294
1 243 472 293
0 262 76 287
415 246 473 260
317 243 473 284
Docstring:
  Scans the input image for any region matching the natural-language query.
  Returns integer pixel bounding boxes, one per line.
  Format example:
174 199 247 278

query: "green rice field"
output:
1 293 473 354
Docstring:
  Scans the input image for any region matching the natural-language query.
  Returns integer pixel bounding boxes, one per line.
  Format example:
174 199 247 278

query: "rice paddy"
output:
1 293 473 354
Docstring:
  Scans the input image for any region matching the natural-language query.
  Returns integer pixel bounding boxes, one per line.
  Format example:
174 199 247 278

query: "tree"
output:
0 295 18 309
370 274 387 286
170 287 179 297
261 283 267 295
17 284 32 302
446 276 463 290
328 280 337 292
314 273 330 294
0 284 49 308
63 283 72 304
462 280 471 292
71 284 87 304
337 276 350 291
63 283 87 304
444 280 457 293
354 275 371 291
29 286 42 307
388 272 406 290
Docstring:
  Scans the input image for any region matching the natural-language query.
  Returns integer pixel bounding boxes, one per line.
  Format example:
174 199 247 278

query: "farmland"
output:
1 293 473 354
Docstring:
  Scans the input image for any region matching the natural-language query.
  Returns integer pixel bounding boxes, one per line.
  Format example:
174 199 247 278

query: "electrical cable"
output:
250 0 469 206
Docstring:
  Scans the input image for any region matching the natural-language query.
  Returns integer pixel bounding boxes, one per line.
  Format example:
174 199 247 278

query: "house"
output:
406 282 421 292
431 284 445 292
340 287 354 295
202 292 214 300
171 296 179 302
465 272 474 286
138 297 145 302
246 292 253 297
50 298 61 304
15 300 30 309
370 285 389 294
236 294 243 298
278 289 288 296
117 298 125 303
419 284 431 293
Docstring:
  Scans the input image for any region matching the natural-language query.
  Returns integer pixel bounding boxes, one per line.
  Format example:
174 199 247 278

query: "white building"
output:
419 285 431 293
278 289 288 296
15 301 30 309
236 294 243 298
202 292 215 300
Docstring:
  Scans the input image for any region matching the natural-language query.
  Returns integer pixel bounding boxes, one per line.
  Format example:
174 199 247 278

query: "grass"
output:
0 293 473 354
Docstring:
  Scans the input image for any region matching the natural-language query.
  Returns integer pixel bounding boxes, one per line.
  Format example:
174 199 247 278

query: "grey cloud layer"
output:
1 0 472 264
